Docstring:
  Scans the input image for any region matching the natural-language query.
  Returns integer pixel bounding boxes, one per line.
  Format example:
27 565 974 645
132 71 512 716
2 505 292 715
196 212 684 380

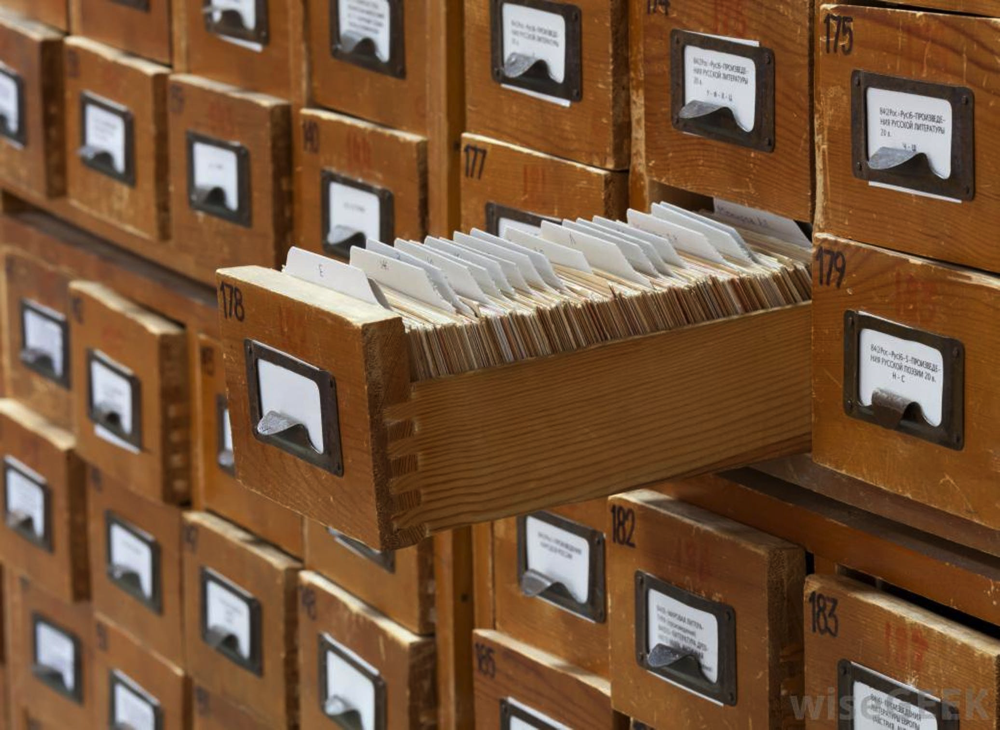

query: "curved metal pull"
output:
109 564 145 594
114 722 139 730
5 509 35 533
93 401 126 433
78 145 116 170
503 53 556 82
205 626 243 655
338 32 387 63
871 388 924 430
648 643 711 683
20 347 55 371
256 411 321 454
192 185 233 212
203 4 251 31
324 695 363 730
868 147 940 178
678 100 747 134
325 225 367 254
519 569 560 598
0 112 14 136
32 663 69 691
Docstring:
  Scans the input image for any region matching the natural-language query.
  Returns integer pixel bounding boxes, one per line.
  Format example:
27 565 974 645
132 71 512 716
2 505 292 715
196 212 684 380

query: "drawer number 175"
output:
824 13 854 55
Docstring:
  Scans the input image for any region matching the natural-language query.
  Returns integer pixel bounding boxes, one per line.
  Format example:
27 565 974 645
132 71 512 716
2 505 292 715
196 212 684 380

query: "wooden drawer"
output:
638 0 813 221
803 574 1000 728
7 573 93 729
194 334 303 557
303 518 434 636
294 107 427 259
464 0 629 170
87 469 185 667
3 250 73 429
493 497 609 677
472 629 625 730
817 3 1000 273
0 400 87 603
812 234 1000 531
607 490 806 729
167 75 293 286
460 134 628 235
182 511 301 729
92 614 191 730
297 570 436 730
192 683 270 730
64 37 170 243
73 0 171 65
175 0 304 99
70 281 190 505
0 0 67 32
0 12 64 199
216 262 809 550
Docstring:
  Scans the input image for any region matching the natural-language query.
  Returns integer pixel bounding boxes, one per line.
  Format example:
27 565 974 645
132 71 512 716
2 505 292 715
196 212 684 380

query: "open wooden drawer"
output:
217 266 810 550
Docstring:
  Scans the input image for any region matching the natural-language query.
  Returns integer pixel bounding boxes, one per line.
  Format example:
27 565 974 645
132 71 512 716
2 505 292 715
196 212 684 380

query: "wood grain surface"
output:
73 0 172 65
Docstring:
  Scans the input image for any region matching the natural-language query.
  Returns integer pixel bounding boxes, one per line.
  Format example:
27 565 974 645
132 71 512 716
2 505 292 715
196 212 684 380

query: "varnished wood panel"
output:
434 527 475 730
0 0 67 32
607 490 806 729
73 0 171 65
191 683 270 730
464 0 629 169
812 234 1000 531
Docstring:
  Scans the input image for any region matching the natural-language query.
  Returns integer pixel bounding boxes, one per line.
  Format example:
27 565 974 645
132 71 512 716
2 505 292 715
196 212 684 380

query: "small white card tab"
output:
205 576 254 660
683 44 757 132
646 587 720 684
256 356 326 452
524 515 590 604
284 247 388 308
499 216 544 238
22 301 66 379
323 636 380 730
84 98 127 174
4 457 46 540
866 87 953 179
35 621 77 691
109 521 155 599
193 142 240 211
113 674 158 730
338 0 392 61
858 326 945 427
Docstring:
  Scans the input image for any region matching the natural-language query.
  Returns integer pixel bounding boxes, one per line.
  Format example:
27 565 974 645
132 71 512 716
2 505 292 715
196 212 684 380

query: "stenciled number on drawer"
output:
823 13 854 55
814 246 847 288
610 504 636 548
463 144 487 179
808 590 839 637
218 282 245 321
474 642 496 678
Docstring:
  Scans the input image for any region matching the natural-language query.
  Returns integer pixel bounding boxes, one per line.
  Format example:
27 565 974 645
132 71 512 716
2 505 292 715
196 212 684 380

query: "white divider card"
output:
866 87 953 179
327 180 382 244
4 457 46 539
113 674 159 730
257 356 325 452
0 69 21 138
395 241 494 304
646 587 720 684
683 42 757 132
425 237 517 297
711 199 812 248
524 515 590 604
564 220 659 278
467 230 555 291
506 697 572 730
367 240 473 316
84 98 128 174
22 301 67 378
540 220 649 285
192 141 240 211
584 218 674 275
351 246 458 312
653 202 757 264
499 216 544 238
858 326 945 427
205 575 254 660
283 247 389 307
338 0 392 61
323 636 380 730
491 230 567 290
454 232 533 293
90 354 135 434
850 666 940 730
35 620 77 691
109 520 155 599
221 407 233 454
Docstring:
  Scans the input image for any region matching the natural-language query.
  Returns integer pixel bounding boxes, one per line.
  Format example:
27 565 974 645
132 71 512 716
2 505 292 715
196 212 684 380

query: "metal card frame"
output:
31 612 84 704
215 394 235 476
327 527 395 573
320 169 395 258
79 91 136 186
200 567 263 676
19 298 71 388
186 131 252 227
0 62 26 146
105 510 162 615
318 632 387 730
109 669 163 730
843 311 964 450
484 202 560 237
837 660 960 730
245 339 344 476
634 570 738 707
851 71 974 201
670 30 775 153
515 510 606 623
3 456 52 552
500 699 560 730
329 0 405 79
490 0 583 103
202 0 269 45
87 348 143 450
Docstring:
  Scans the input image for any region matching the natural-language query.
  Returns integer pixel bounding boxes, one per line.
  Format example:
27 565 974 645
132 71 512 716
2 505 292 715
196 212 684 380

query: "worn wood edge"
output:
69 279 184 336
0 8 64 39
0 397 75 451
462 132 620 180
301 106 428 145
188 510 302 570
476 628 612 695
170 73 290 108
64 34 170 76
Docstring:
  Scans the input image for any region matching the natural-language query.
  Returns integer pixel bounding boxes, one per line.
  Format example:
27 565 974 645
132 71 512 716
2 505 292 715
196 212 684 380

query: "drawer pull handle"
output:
520 568 562 598
217 447 235 471
326 224 367 253
94 402 126 433
256 411 321 454
503 52 556 83
678 100 744 135
324 695 363 729
339 32 382 63
868 147 938 179
78 145 116 171
205 626 242 654
647 643 711 683
871 388 923 430
114 723 140 730
32 663 70 691
0 112 15 138
5 509 35 534
109 564 144 593
20 347 55 372
192 185 234 214
202 5 251 33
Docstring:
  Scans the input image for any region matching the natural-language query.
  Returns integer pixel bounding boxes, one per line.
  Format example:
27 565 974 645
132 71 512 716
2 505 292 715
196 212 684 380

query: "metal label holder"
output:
200 567 263 676
843 311 964 450
318 632 387 730
851 71 974 201
485 202 559 237
670 30 775 152
105 510 163 615
0 63 26 146
19 299 71 388
215 394 235 475
109 669 163 730
320 169 395 258
79 92 136 186
3 457 52 552
837 660 960 730
327 527 396 573
245 339 344 476
500 699 560 730
634 571 738 707
87 349 143 450
202 0 269 45
329 0 405 79
186 131 252 227
31 613 84 704
515 510 606 623
490 0 583 103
